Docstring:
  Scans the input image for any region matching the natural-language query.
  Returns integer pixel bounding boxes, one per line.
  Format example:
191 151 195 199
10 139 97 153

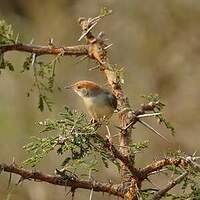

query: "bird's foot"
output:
90 118 101 129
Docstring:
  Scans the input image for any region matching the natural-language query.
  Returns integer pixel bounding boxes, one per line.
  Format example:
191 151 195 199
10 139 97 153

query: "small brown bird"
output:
65 80 117 123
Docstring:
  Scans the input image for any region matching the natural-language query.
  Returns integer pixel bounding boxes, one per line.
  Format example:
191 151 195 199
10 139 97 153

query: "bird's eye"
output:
77 86 81 89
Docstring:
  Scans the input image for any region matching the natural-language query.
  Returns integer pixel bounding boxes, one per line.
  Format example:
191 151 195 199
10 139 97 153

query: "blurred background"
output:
0 0 200 199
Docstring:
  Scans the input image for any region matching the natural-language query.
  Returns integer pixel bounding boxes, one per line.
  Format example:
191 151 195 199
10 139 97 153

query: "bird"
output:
65 80 117 123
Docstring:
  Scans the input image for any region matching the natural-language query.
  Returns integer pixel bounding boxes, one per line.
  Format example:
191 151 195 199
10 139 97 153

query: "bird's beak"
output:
64 84 74 89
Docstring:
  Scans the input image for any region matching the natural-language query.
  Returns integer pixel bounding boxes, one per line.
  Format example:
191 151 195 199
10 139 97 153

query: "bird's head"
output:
65 80 102 98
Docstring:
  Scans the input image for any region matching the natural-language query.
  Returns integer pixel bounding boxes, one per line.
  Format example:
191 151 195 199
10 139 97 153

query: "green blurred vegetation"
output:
1 0 200 199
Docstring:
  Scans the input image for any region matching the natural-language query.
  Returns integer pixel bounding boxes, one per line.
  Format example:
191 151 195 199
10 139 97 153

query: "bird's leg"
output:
90 118 98 124
90 118 101 129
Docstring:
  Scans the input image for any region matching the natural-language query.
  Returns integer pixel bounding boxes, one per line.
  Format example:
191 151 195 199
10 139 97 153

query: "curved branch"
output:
0 163 123 198
0 43 89 56
151 172 188 200
140 156 200 180
95 134 141 178
109 143 141 178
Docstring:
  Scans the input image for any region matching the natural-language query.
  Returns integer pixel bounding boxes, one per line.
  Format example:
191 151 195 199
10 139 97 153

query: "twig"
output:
151 172 188 200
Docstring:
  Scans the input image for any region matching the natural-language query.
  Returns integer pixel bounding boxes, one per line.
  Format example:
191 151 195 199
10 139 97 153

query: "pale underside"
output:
83 93 115 121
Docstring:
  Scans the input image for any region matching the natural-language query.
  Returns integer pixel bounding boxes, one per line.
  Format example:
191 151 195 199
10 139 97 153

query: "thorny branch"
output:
0 43 89 56
140 156 200 180
1 156 200 199
0 163 123 198
78 14 135 185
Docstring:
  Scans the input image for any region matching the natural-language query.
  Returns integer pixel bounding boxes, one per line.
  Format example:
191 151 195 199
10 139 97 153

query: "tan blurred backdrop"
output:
0 0 200 199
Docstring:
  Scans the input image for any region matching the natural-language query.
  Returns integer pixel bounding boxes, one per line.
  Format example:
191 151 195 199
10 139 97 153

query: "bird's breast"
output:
83 94 115 119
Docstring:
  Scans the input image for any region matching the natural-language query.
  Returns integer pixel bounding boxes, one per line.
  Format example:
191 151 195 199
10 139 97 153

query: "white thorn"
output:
89 188 94 200
76 55 88 64
106 125 112 142
97 31 105 39
139 119 169 143
78 22 97 41
104 44 113 50
137 113 161 119
88 65 100 71
15 33 19 43
31 53 36 66
29 38 34 44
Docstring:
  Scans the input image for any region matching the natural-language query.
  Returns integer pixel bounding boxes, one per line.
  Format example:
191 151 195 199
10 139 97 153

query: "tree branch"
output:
95 134 141 179
151 172 188 200
0 43 89 56
78 16 135 186
0 163 123 198
140 156 200 180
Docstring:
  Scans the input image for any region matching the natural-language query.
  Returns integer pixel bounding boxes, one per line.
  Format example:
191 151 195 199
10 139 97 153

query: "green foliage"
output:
165 174 200 200
0 19 60 111
21 53 62 111
99 7 112 17
0 55 14 73
21 55 32 72
166 149 183 158
139 190 154 199
0 20 15 45
0 20 16 73
23 136 57 166
129 140 149 153
55 168 78 181
162 158 200 199
106 64 125 85
142 94 175 135
32 57 57 111
38 95 53 112
139 150 200 199
0 20 15 73
23 107 120 172
141 165 200 199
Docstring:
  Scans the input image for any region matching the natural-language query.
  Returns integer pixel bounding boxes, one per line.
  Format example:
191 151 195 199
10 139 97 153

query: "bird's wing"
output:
107 92 117 110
